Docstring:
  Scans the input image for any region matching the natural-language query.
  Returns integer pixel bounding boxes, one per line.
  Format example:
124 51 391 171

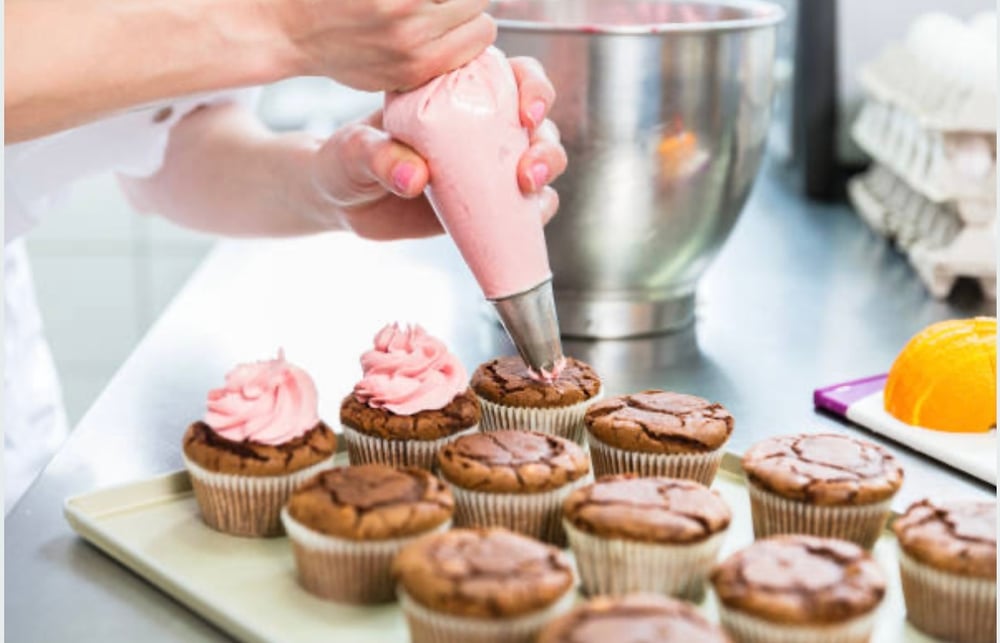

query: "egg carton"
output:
858 12 996 133
848 164 995 300
852 99 996 210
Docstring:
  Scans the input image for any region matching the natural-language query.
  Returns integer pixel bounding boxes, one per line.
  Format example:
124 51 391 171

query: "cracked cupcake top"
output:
710 535 886 624
285 465 453 540
470 356 601 408
393 527 574 618
340 388 481 440
537 594 732 643
437 430 590 493
741 433 903 505
562 475 731 543
183 421 336 476
584 390 733 453
893 498 996 578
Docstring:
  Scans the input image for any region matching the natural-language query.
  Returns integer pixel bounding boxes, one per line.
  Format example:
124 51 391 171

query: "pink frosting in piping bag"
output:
353 323 468 415
383 46 552 300
203 350 319 445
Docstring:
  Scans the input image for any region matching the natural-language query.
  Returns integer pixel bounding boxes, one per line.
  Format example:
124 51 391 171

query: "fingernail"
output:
529 162 548 190
392 163 415 193
527 100 546 126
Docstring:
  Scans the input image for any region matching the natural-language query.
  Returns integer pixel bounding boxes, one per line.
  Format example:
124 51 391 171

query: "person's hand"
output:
274 0 497 91
309 57 568 240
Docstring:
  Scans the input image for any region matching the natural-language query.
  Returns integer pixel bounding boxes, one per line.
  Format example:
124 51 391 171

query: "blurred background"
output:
22 0 996 426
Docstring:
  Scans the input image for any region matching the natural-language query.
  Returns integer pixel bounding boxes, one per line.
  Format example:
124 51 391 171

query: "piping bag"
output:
383 47 564 378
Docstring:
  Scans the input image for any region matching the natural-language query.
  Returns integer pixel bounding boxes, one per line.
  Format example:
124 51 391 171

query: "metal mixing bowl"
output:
492 0 784 338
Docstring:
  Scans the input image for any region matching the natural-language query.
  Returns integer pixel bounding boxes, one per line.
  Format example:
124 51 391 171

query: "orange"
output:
884 317 996 432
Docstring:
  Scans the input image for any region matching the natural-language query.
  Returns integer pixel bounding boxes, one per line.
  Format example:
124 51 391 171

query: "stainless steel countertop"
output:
6 165 994 641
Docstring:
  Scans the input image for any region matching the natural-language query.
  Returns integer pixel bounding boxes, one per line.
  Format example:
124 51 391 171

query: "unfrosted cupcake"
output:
436 430 590 545
563 474 731 600
470 355 601 445
341 324 481 469
182 351 337 537
393 527 576 643
585 390 733 484
893 498 996 643
742 433 903 548
537 593 732 643
711 535 886 643
281 464 453 604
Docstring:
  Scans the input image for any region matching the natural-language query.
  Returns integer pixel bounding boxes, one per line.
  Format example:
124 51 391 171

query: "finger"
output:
539 187 559 226
401 14 497 90
510 56 556 129
517 122 568 193
319 123 429 207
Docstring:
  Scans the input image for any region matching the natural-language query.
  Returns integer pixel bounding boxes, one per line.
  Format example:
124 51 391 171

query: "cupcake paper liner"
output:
183 454 336 538
747 482 893 549
716 602 879 643
564 520 727 600
898 549 997 643
398 585 575 643
448 474 592 546
341 424 479 470
281 509 451 605
476 390 602 446
587 433 726 485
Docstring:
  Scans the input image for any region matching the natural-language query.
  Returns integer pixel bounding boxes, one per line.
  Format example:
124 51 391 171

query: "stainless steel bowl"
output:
492 0 784 338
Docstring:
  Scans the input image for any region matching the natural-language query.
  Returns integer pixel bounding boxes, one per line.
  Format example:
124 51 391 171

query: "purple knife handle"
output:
813 374 888 416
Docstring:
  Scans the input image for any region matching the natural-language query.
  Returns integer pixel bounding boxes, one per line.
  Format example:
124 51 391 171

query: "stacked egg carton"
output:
848 12 997 299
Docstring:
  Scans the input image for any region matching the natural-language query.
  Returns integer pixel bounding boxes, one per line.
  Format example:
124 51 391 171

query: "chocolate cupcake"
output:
341 324 481 469
893 498 996 643
393 527 576 643
281 464 453 604
470 356 601 445
563 474 731 600
584 390 733 484
536 593 732 643
741 433 903 548
436 430 590 545
182 351 337 537
711 535 886 643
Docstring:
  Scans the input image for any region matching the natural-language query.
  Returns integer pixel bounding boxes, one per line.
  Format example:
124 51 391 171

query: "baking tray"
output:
816 375 997 485
65 453 932 643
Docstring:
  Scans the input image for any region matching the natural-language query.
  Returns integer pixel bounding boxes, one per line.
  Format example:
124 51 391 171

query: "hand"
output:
274 0 497 91
310 57 568 240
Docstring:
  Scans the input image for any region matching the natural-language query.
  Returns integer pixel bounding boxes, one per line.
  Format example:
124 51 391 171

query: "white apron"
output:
4 89 257 510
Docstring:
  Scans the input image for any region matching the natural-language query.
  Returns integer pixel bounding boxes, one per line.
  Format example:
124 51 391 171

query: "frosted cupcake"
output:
470 356 601 445
340 324 481 469
182 351 337 537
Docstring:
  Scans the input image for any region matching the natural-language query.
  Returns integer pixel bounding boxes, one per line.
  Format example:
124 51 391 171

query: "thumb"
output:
315 119 429 208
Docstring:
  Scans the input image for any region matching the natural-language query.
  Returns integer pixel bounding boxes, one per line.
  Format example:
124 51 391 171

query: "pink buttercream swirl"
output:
353 323 468 415
203 350 320 445
529 357 567 384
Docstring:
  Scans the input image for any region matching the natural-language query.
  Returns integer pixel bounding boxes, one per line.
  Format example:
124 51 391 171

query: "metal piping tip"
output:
489 279 564 375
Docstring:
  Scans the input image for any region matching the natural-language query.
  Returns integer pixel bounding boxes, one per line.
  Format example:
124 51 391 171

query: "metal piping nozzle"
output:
489 279 564 375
